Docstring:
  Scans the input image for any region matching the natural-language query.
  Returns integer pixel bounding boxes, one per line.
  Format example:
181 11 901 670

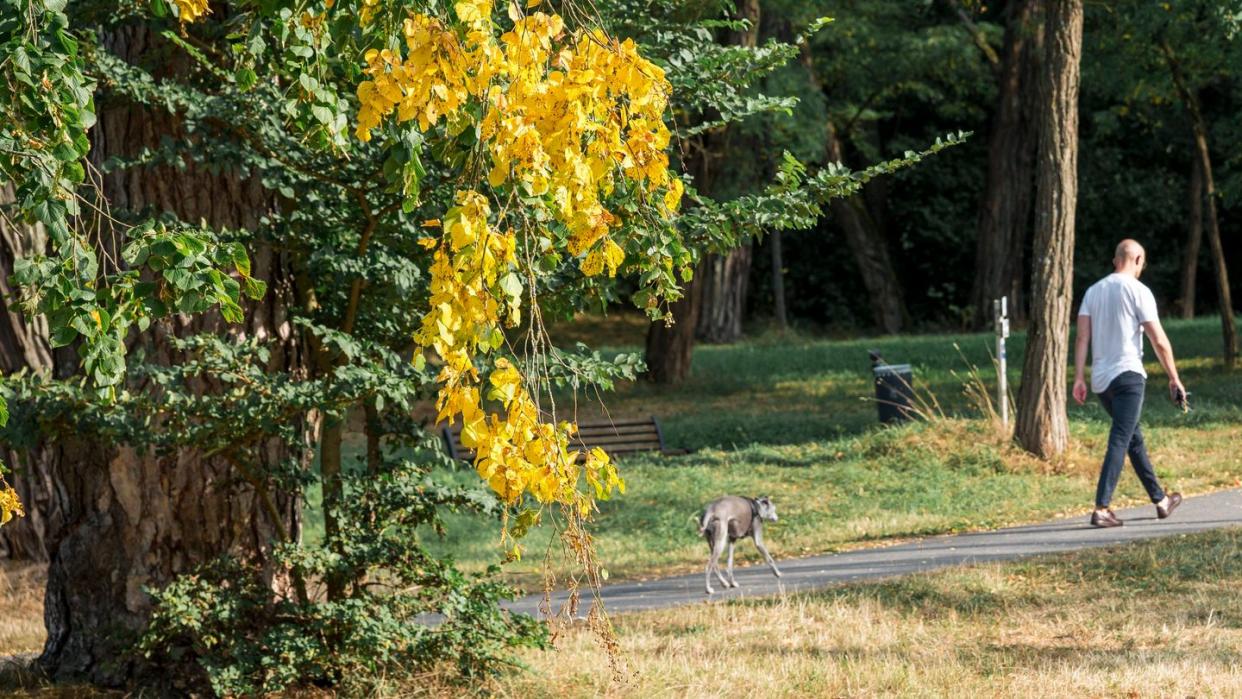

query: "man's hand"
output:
1169 378 1188 408
1073 375 1088 405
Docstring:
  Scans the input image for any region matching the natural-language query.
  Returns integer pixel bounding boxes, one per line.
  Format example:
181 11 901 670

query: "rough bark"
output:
696 244 752 342
1178 159 1203 319
0 183 68 562
1016 0 1082 460
970 0 1042 328
31 24 310 685
1162 44 1237 368
644 268 702 385
693 0 761 344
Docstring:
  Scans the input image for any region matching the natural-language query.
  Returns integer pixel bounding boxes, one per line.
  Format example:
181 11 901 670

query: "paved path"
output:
505 488 1242 618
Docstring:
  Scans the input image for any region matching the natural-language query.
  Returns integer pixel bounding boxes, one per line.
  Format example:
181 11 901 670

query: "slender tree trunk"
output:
693 0 761 344
800 43 908 334
696 244 752 342
770 230 787 331
1193 135 1238 367
364 400 382 476
1016 0 1082 460
1162 43 1237 368
645 0 761 379
970 0 1042 328
644 270 702 384
32 24 310 684
1178 158 1203 319
829 198 907 332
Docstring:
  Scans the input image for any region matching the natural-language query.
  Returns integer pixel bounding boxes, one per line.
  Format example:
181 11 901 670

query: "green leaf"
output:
49 325 77 348
228 244 251 277
236 68 258 91
242 277 267 300
220 301 244 324
499 272 522 298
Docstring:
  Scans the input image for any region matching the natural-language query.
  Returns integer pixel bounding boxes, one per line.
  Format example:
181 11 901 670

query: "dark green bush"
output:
141 455 547 696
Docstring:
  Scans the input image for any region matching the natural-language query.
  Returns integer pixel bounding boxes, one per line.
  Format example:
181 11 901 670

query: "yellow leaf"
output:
602 238 624 277
0 486 24 527
664 177 684 212
580 249 604 276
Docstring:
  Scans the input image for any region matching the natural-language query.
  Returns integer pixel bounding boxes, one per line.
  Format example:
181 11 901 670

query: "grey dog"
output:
698 496 782 595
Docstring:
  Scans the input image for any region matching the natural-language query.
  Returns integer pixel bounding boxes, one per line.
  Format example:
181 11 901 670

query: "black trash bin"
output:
873 363 915 424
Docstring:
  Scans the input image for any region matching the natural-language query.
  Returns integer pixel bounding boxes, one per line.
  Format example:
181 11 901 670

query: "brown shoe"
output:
1157 492 1183 520
1090 509 1123 528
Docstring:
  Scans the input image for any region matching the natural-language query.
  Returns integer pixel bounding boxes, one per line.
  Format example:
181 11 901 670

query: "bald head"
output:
1114 239 1146 277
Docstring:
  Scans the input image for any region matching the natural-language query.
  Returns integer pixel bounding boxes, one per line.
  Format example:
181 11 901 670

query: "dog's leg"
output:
705 526 715 590
712 525 731 589
726 541 738 587
754 527 781 578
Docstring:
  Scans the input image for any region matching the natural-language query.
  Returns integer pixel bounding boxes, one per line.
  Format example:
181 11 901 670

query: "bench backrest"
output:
442 416 665 462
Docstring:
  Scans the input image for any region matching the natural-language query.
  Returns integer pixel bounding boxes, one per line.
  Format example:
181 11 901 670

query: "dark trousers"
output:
1094 371 1166 508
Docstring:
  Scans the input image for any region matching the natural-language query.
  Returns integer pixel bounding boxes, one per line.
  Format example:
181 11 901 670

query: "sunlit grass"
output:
481 527 1242 698
415 315 1242 586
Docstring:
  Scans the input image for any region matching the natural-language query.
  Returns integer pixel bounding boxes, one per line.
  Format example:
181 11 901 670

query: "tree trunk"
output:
696 244 752 342
1161 44 1237 368
691 0 761 344
1016 0 1082 460
1178 158 1203 319
827 191 907 334
770 230 787 331
644 270 702 384
970 0 1042 329
31 24 310 685
803 45 908 335
1193 133 1238 367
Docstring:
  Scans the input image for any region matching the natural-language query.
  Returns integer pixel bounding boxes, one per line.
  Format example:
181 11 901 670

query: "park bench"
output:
441 415 679 462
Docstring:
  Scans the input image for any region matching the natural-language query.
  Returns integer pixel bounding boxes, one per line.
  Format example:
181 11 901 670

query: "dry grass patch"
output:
0 562 45 655
485 528 1242 698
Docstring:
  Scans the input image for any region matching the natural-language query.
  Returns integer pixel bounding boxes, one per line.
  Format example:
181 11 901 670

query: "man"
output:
1073 239 1184 528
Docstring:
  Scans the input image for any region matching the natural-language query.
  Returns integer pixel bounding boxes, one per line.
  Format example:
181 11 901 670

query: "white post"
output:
994 296 1010 427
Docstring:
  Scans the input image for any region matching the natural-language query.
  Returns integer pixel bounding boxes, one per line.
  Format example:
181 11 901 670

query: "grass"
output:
548 314 1242 450
0 563 45 655
479 526 1242 697
8 528 1242 697
415 315 1242 585
4 315 1242 694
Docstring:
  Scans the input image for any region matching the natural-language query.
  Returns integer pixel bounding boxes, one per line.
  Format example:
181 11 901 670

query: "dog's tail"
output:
697 510 714 537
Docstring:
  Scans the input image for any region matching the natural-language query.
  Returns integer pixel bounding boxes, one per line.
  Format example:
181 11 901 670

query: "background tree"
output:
1094 0 1241 367
645 2 975 383
746 1 1241 339
1016 0 1083 459
966 0 1042 328
695 0 762 345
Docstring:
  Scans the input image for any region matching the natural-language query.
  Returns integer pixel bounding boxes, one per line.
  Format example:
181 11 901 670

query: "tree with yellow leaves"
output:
0 0 694 690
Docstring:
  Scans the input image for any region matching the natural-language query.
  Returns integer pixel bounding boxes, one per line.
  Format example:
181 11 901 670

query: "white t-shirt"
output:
1078 273 1159 393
